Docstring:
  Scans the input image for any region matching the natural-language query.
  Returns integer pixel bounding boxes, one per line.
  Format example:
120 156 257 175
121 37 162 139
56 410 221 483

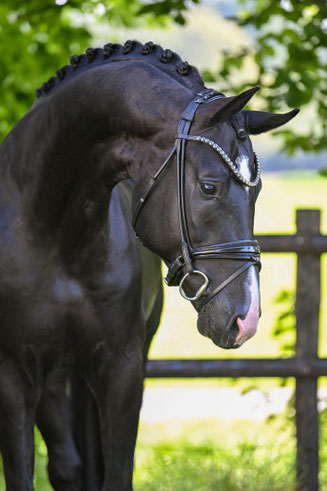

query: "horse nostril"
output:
230 319 240 343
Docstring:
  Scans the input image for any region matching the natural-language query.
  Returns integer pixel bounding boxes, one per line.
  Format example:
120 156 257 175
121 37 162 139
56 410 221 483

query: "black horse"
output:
0 40 298 490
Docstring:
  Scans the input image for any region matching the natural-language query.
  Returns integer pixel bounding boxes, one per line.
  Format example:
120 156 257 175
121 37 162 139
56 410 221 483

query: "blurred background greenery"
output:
1 0 327 489
1 0 327 164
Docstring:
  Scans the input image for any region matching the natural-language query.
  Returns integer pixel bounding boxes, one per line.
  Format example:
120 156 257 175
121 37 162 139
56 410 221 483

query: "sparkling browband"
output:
176 134 261 188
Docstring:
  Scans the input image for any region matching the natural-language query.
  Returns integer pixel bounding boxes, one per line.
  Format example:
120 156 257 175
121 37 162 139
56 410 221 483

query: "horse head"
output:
132 86 298 349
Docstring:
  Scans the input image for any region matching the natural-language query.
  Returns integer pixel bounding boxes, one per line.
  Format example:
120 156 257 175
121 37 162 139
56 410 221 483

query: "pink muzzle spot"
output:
235 269 260 346
236 315 258 346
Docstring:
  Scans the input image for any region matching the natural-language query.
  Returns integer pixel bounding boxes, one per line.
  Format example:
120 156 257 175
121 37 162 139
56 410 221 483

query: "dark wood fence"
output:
146 209 327 491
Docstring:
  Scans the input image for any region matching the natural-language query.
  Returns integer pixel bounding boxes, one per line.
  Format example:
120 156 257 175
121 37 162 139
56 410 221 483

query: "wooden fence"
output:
146 209 327 491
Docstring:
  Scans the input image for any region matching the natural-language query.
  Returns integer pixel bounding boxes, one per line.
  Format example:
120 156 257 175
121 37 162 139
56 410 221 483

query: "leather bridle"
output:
132 88 261 308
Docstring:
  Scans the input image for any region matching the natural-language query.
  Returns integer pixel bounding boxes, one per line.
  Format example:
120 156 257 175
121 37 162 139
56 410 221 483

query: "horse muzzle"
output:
197 266 260 349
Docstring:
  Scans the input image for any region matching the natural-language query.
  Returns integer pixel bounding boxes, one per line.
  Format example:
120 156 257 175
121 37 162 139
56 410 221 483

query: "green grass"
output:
134 414 297 490
5 412 326 490
136 407 327 490
134 440 295 490
1 418 297 491
29 414 325 490
33 432 51 490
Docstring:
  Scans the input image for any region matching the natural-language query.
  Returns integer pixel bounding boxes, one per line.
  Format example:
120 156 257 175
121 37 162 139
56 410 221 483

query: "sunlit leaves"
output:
272 289 295 357
0 2 91 142
2 0 327 158
0 0 198 143
138 0 198 25
215 0 327 156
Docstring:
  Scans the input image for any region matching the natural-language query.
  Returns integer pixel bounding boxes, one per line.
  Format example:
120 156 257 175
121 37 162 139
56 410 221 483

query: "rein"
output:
132 89 261 307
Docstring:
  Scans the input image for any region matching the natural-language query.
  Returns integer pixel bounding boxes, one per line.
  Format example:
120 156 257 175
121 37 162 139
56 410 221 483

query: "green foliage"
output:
213 0 327 157
0 2 89 142
318 166 327 178
0 0 198 144
2 0 325 159
272 288 296 357
137 0 199 25
0 2 142 141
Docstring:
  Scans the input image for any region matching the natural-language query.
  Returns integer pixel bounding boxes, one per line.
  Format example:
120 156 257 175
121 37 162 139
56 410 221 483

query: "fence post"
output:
295 209 321 490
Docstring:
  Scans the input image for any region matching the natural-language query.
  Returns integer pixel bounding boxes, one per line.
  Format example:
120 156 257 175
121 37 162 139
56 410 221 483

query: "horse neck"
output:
3 62 194 258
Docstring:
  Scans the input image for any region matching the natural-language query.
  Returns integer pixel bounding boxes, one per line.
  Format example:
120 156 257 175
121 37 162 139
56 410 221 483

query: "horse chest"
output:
0 270 89 353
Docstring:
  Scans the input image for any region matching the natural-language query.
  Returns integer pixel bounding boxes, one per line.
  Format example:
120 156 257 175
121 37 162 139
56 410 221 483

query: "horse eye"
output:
200 182 216 194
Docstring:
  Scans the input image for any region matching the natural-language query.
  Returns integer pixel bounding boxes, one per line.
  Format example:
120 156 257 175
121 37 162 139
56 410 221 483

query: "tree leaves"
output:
272 289 295 357
1 0 327 158
0 2 91 142
0 0 198 143
214 0 327 156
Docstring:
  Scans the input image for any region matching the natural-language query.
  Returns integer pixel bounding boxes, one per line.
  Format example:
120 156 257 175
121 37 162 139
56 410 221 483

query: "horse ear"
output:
201 86 261 125
242 108 300 134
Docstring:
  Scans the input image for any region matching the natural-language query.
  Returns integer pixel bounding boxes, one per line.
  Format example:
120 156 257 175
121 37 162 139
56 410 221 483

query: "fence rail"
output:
147 358 327 378
145 209 327 491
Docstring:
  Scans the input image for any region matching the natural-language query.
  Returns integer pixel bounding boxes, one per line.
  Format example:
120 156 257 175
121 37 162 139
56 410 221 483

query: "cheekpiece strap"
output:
132 89 223 232
175 89 223 274
179 89 223 125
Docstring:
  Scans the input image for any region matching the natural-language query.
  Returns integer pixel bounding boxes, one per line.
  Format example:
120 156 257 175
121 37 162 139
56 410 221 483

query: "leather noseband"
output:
132 88 261 308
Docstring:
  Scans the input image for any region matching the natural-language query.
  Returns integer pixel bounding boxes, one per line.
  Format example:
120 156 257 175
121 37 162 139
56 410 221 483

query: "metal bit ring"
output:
179 270 209 301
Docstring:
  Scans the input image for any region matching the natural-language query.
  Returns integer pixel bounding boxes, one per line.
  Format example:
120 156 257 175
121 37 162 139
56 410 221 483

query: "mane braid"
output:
36 40 205 98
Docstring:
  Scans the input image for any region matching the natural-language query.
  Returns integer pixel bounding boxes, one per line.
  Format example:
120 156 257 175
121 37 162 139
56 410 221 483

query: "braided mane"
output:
36 40 204 98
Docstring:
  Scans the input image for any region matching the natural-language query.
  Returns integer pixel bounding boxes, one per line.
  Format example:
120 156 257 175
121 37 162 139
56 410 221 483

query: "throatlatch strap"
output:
132 145 176 230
